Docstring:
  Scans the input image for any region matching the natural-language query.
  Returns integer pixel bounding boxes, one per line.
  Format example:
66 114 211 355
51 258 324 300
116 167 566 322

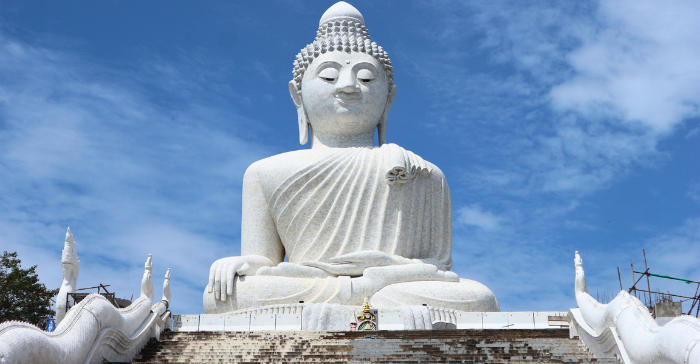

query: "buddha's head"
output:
289 2 397 146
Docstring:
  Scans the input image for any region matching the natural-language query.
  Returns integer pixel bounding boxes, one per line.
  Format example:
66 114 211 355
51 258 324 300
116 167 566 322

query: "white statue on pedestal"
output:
203 1 499 314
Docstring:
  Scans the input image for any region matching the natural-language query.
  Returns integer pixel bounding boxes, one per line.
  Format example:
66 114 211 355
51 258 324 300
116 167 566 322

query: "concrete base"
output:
172 308 568 332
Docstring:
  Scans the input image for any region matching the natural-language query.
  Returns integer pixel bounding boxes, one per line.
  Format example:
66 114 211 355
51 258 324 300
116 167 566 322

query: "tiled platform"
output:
172 311 569 332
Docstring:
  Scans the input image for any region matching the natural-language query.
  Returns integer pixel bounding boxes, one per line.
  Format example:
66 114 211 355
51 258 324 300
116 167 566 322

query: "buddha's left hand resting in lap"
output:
203 1 498 314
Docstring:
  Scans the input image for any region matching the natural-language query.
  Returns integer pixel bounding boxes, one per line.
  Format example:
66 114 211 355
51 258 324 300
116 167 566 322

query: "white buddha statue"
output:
203 1 499 314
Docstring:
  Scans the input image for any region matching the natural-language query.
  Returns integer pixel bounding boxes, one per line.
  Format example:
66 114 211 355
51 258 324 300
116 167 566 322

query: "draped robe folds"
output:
202 144 482 313
266 143 452 270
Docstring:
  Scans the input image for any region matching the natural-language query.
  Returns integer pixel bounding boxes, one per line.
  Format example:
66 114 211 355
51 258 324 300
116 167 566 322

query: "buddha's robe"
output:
204 144 499 313
266 143 452 270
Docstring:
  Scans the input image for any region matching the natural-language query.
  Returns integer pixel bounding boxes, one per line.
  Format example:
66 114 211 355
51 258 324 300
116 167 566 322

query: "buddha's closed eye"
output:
357 69 375 83
319 68 339 82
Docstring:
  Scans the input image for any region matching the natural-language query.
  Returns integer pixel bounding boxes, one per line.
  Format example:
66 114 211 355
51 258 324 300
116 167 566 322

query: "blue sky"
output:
0 0 698 315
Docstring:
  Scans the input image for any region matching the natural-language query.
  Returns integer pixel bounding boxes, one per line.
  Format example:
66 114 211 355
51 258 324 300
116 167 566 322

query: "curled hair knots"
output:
292 20 395 91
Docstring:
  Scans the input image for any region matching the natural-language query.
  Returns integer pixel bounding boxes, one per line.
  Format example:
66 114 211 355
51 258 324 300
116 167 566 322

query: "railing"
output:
0 255 172 364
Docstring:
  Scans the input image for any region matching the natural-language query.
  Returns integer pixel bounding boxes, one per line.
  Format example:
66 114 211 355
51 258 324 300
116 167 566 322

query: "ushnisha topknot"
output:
292 1 394 91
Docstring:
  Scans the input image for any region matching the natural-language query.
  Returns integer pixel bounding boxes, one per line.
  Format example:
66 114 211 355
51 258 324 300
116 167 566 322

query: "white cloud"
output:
451 211 700 312
550 0 700 134
456 204 502 231
418 0 699 197
0 29 274 314
450 221 578 311
1 1 696 317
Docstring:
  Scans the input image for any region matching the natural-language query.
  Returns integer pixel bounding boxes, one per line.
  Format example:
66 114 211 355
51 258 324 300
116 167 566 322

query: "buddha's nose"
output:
335 73 360 93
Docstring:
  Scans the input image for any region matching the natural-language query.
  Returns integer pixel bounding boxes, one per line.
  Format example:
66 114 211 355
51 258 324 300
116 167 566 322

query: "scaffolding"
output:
66 284 133 312
618 249 700 318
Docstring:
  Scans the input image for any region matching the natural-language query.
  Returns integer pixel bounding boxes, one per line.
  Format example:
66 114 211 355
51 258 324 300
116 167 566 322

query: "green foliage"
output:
0 251 59 329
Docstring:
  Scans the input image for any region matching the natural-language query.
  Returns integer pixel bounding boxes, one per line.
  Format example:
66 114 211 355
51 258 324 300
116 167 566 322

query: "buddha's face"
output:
300 51 390 137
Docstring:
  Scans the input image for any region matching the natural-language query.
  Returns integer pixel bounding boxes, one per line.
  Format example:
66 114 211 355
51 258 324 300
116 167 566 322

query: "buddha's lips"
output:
335 94 361 105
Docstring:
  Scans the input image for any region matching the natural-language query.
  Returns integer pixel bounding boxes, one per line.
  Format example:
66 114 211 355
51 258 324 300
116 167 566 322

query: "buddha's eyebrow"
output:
351 62 379 73
315 61 341 71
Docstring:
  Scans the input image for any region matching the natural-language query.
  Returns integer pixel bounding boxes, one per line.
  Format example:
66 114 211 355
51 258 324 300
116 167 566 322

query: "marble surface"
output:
55 227 79 325
174 307 570 332
203 1 498 314
371 279 499 312
0 235 172 364
569 251 700 364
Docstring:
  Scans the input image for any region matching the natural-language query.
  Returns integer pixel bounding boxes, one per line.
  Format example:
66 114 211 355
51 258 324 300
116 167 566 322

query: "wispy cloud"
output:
414 0 699 311
253 60 274 82
688 182 700 202
0 28 273 313
1 0 697 317
642 218 700 282
417 0 699 197
592 217 700 311
456 204 502 231
550 0 700 134
450 198 585 311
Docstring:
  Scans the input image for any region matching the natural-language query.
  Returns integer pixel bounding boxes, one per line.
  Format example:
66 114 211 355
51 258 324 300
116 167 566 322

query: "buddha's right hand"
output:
207 255 273 301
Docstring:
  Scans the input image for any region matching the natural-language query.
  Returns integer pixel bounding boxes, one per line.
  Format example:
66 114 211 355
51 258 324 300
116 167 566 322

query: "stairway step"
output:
132 329 617 363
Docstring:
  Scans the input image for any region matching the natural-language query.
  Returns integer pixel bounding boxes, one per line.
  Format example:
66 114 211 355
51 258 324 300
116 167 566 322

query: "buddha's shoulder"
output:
244 149 317 185
399 147 446 181
423 161 447 186
244 147 448 185
426 161 445 179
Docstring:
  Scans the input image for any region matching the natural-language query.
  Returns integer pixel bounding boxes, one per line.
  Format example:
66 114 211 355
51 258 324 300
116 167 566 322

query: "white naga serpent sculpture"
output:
0 229 172 364
570 251 700 364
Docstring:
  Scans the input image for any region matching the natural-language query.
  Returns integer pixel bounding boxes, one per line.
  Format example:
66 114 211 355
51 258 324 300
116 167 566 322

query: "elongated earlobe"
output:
378 119 386 146
378 85 397 146
289 81 309 145
298 111 309 145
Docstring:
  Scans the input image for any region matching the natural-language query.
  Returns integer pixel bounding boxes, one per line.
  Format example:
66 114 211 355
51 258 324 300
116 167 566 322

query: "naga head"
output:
61 227 80 282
